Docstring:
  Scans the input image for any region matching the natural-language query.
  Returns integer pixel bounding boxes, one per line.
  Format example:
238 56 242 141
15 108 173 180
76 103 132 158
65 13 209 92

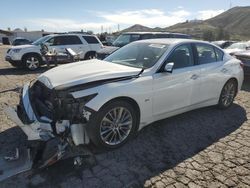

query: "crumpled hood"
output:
97 46 120 55
38 59 141 89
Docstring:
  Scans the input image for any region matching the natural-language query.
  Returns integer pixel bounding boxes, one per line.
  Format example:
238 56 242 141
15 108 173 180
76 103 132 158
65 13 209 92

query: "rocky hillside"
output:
121 6 250 40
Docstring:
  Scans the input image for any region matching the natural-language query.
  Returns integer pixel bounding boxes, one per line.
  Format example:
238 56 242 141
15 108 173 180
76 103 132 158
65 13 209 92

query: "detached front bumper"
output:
4 84 54 141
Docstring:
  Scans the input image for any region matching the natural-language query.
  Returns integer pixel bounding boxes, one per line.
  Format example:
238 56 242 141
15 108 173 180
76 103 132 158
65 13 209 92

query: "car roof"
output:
13 37 28 40
122 32 189 36
47 33 96 37
134 38 211 45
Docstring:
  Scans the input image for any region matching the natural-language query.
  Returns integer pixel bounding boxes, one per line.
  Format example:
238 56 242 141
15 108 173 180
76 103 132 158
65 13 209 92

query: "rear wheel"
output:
218 79 237 109
84 52 96 60
87 100 138 149
23 54 41 70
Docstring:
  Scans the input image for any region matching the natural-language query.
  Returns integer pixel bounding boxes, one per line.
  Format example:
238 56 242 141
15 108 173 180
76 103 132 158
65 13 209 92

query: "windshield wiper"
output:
137 68 144 77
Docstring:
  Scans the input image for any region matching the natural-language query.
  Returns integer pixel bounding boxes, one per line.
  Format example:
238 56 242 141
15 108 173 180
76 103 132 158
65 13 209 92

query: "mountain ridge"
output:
121 6 250 40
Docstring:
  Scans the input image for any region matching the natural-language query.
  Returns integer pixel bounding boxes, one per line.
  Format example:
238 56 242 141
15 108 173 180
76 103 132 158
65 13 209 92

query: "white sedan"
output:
6 39 244 149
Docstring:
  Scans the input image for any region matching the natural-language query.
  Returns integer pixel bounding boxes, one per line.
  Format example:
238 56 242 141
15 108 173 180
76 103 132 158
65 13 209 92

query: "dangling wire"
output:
0 86 22 94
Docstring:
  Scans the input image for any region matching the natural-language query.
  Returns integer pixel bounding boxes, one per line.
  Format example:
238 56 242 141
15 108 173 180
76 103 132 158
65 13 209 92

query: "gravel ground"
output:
0 45 249 188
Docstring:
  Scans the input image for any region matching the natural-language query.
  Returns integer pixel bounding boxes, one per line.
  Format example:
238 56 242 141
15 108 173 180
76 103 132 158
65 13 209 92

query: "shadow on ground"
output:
242 76 250 92
0 67 47 76
0 103 247 188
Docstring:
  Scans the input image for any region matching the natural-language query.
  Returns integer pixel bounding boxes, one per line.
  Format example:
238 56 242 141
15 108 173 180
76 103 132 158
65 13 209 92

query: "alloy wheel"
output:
26 56 39 70
100 107 133 146
221 82 236 107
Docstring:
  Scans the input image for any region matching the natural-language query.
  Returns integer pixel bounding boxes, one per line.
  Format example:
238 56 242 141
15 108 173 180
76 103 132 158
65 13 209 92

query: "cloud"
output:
98 9 191 28
197 9 225 20
26 18 114 32
25 8 225 33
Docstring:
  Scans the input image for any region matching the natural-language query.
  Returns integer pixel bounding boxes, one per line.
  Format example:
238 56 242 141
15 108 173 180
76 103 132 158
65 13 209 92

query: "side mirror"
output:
246 46 250 50
164 62 174 73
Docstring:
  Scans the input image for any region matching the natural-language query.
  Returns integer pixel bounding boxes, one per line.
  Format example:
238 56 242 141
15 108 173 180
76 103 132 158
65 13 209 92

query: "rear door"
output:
82 35 102 56
193 43 225 103
64 35 86 59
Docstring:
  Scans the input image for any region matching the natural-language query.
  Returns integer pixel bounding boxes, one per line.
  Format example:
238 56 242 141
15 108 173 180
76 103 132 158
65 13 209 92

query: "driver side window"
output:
166 44 194 69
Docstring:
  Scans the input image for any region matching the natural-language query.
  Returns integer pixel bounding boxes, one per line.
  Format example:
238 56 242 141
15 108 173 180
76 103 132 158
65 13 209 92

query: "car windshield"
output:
105 42 169 69
226 42 248 49
32 35 51 45
112 34 131 47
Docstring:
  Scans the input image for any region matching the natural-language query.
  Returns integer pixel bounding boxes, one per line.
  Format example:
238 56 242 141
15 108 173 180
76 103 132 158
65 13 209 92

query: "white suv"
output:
5 33 103 70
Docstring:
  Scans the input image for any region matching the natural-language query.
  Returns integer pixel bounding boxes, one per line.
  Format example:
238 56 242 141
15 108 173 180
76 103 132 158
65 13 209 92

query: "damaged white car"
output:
6 39 244 150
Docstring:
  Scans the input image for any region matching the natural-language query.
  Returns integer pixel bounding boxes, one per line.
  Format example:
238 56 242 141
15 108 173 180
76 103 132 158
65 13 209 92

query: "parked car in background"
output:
224 41 250 55
5 33 103 70
234 50 250 77
6 39 243 150
211 40 235 49
12 37 32 46
96 32 191 59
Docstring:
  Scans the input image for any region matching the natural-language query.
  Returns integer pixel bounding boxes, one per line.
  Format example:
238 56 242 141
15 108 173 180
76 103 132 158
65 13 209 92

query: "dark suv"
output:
96 32 191 59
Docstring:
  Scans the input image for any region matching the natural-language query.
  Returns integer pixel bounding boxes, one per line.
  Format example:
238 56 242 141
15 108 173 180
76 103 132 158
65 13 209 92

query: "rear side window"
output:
67 36 82 44
130 34 140 42
49 36 82 45
173 34 190 39
196 44 217 65
140 34 153 39
154 34 171 38
82 36 99 44
214 47 224 61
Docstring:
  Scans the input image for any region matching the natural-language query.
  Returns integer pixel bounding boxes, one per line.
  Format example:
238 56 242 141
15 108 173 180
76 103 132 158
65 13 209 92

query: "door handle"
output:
190 74 199 80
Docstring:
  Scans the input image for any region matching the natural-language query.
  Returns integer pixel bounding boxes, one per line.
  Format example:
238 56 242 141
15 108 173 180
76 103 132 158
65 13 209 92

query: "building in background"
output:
0 28 53 44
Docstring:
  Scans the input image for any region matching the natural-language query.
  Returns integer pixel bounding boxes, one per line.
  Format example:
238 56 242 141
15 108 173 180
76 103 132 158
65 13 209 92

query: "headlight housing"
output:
12 48 21 53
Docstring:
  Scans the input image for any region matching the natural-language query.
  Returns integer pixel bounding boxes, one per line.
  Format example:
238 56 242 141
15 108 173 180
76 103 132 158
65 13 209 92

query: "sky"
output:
0 0 249 33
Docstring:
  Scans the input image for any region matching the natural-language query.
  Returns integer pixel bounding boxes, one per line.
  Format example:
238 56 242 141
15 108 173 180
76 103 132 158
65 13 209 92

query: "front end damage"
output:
6 80 95 145
2 81 95 180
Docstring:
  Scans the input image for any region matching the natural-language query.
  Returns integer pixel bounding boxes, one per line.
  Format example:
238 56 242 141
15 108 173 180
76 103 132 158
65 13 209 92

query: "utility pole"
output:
101 25 103 34
229 0 232 9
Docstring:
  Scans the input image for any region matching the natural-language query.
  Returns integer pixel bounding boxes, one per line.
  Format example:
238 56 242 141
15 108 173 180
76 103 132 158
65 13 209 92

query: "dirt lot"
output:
0 45 249 188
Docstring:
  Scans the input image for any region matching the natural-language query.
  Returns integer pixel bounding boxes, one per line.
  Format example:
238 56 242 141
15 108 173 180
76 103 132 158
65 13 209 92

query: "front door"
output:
152 44 200 119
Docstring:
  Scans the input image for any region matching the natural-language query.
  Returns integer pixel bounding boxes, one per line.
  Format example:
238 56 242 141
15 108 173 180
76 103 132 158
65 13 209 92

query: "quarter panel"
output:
71 75 154 128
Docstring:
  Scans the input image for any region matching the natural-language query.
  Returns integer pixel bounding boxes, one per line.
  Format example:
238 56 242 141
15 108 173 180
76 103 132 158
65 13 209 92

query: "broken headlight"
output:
56 93 97 123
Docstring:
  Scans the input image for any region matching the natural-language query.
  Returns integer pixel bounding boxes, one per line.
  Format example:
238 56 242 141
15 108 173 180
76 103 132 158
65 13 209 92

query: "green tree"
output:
216 27 230 40
202 30 215 41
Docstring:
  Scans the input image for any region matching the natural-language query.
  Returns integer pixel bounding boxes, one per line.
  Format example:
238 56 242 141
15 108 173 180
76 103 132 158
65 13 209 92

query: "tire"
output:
84 52 96 60
218 79 237 109
23 54 42 70
87 100 138 149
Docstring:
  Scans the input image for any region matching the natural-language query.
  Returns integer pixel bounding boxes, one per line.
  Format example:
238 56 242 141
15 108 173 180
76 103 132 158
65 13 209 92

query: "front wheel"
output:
23 54 41 70
87 100 138 149
218 79 237 109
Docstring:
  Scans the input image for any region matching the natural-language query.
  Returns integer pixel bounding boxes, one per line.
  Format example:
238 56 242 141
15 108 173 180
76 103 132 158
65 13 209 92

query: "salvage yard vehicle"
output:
12 37 32 46
224 41 250 55
211 40 235 49
5 39 244 152
5 33 103 70
234 50 250 77
96 32 191 59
